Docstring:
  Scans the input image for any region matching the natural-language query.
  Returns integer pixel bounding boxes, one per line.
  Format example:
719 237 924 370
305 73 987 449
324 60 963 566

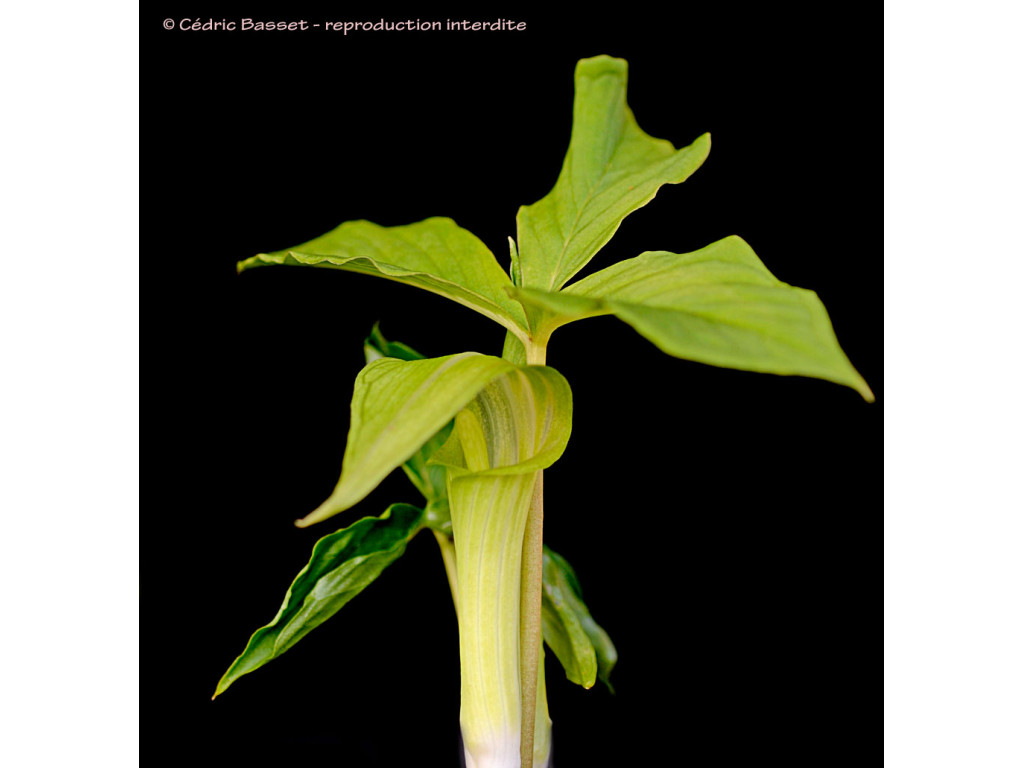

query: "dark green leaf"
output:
364 322 425 363
541 546 617 691
214 504 423 697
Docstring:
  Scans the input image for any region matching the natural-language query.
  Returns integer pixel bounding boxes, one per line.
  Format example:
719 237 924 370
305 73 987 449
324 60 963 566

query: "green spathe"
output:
368 328 617 694
213 332 610 714
430 366 572 768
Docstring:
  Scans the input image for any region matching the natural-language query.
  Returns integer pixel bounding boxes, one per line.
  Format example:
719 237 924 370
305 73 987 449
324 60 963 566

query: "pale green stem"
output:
433 530 459 615
524 342 547 367
532 618 552 768
518 471 544 768
519 341 547 768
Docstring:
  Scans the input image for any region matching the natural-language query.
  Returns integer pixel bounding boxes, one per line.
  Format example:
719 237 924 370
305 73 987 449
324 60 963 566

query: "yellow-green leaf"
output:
364 325 454 534
516 55 710 293
296 353 526 528
238 217 528 337
512 236 873 401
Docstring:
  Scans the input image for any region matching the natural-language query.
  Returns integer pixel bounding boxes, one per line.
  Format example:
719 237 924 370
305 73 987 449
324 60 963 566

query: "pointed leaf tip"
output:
235 218 528 335
512 237 872 399
541 546 617 691
295 353 554 528
517 59 711 290
214 504 423 696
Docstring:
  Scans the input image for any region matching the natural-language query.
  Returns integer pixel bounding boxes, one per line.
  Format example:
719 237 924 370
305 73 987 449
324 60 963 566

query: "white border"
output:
0 1 1022 764
885 1 1024 765
0 3 139 764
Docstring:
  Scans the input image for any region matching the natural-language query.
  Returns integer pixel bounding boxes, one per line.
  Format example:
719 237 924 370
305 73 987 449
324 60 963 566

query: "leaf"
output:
238 217 528 338
363 325 452 530
400 423 453 522
541 546 617 691
214 504 423 698
512 236 874 400
540 555 595 688
297 352 529 528
364 322 425 363
516 55 711 293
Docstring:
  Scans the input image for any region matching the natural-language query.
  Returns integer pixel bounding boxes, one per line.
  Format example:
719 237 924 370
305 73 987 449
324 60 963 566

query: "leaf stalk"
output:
519 340 547 768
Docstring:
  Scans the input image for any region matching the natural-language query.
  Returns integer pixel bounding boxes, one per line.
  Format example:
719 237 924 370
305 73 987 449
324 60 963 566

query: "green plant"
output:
214 55 872 768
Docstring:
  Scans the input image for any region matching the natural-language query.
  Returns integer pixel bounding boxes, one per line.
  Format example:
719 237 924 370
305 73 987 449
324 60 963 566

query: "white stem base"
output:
463 730 520 768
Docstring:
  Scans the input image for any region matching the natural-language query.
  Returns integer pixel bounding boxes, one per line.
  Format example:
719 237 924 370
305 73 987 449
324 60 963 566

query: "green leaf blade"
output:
214 503 423 698
541 557 597 688
363 326 455 533
541 546 617 691
238 217 528 336
364 322 425 363
300 353 522 527
513 237 873 400
517 55 711 292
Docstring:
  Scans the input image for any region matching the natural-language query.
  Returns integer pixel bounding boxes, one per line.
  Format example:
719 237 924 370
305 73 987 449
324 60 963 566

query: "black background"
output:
153 4 877 765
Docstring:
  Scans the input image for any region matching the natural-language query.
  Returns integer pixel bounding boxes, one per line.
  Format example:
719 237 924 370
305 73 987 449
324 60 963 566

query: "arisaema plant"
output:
214 55 873 768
